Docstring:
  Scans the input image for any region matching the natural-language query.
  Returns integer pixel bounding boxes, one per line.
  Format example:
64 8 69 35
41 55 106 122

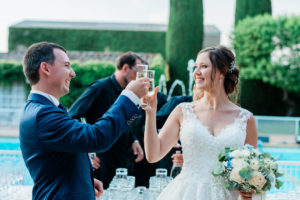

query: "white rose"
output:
231 158 248 169
249 171 267 190
253 149 262 155
230 150 243 158
264 158 272 168
229 168 244 183
241 149 250 158
250 159 260 171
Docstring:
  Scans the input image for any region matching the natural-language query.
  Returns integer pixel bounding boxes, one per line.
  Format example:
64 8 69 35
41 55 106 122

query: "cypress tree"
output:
166 0 203 91
235 0 272 26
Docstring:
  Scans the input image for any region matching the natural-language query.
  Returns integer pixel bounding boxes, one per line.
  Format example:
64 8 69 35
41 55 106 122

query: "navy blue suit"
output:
19 93 140 200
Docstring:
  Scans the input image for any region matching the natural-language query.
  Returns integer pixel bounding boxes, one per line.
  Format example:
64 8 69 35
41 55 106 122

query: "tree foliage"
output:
234 15 300 93
233 15 300 115
166 0 204 89
235 0 272 26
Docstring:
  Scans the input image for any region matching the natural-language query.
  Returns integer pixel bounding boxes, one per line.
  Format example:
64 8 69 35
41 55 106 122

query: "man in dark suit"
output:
19 42 149 200
69 52 167 188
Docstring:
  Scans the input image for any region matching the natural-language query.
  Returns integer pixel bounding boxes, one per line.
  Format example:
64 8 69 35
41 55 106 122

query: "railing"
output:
254 115 300 142
275 161 300 193
0 108 23 126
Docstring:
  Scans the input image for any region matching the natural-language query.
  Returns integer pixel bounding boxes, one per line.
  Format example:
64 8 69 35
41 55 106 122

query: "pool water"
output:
0 137 20 150
260 146 300 161
1 137 300 189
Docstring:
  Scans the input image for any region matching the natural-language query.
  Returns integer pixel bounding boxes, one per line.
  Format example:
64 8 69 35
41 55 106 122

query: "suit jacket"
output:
19 93 140 200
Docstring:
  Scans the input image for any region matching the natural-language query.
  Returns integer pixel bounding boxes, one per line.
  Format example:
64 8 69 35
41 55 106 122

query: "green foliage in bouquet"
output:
212 145 283 193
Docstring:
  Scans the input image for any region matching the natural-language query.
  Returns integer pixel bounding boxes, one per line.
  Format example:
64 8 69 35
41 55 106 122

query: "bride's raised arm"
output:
143 87 182 163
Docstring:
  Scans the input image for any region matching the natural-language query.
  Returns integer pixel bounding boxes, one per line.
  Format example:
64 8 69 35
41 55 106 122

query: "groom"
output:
19 42 149 200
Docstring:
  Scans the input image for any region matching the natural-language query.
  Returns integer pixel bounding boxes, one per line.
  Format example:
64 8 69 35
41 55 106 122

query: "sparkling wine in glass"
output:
144 70 155 110
148 76 155 95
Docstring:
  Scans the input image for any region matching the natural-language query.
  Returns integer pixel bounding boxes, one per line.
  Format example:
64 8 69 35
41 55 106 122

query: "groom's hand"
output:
94 178 103 198
126 78 150 98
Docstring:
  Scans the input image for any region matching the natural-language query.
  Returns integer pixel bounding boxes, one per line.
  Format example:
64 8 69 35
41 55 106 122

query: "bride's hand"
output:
141 86 159 113
239 190 254 200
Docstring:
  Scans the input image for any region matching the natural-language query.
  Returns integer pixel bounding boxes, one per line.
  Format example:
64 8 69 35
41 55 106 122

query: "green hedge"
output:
0 55 167 108
8 27 166 55
0 61 25 85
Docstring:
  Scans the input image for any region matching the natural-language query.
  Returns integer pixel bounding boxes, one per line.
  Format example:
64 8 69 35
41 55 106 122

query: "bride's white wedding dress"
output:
157 102 252 200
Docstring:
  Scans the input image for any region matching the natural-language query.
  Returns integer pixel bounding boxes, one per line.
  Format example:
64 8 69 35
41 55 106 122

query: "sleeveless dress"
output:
157 102 252 200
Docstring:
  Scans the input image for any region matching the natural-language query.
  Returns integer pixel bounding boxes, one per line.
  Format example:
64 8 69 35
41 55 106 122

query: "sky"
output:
0 0 299 53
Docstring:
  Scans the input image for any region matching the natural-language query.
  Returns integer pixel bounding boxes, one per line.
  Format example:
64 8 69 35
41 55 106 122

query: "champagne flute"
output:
144 70 155 110
136 64 149 108
136 64 148 80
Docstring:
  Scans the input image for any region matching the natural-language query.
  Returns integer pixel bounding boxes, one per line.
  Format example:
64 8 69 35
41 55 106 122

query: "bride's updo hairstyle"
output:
198 45 239 95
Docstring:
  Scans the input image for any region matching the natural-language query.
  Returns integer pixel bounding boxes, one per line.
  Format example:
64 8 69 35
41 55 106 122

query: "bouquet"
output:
212 144 283 193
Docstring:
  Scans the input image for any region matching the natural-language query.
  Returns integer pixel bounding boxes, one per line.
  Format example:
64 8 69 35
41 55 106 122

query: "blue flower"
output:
226 153 232 159
227 160 233 169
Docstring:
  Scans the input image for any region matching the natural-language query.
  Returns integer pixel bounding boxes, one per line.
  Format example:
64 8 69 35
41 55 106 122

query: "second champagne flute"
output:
144 70 155 110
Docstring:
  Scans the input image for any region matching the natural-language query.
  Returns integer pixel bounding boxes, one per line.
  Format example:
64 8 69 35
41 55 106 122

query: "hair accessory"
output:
229 61 235 73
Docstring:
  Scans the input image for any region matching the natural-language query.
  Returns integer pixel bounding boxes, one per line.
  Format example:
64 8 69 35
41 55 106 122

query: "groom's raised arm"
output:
21 79 149 153
33 94 140 153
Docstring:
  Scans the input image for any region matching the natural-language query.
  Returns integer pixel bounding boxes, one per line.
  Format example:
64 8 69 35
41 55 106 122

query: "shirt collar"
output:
30 90 60 107
111 74 123 93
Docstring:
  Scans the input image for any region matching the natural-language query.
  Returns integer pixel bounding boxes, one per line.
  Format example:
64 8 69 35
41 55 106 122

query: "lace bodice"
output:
179 102 252 179
157 102 252 200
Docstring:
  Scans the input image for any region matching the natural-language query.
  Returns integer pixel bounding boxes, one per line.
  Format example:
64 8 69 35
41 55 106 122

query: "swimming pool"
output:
1 137 300 190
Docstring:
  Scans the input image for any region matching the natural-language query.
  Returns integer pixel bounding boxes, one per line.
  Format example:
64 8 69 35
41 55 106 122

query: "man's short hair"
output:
116 52 143 70
23 42 66 85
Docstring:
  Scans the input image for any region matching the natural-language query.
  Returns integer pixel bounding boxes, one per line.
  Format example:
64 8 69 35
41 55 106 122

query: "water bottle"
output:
170 151 182 178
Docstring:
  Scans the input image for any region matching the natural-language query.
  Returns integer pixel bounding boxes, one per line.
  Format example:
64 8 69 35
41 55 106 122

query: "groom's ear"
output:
122 64 130 72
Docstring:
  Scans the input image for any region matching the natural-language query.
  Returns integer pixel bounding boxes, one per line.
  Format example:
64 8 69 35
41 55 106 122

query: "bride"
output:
143 46 258 200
